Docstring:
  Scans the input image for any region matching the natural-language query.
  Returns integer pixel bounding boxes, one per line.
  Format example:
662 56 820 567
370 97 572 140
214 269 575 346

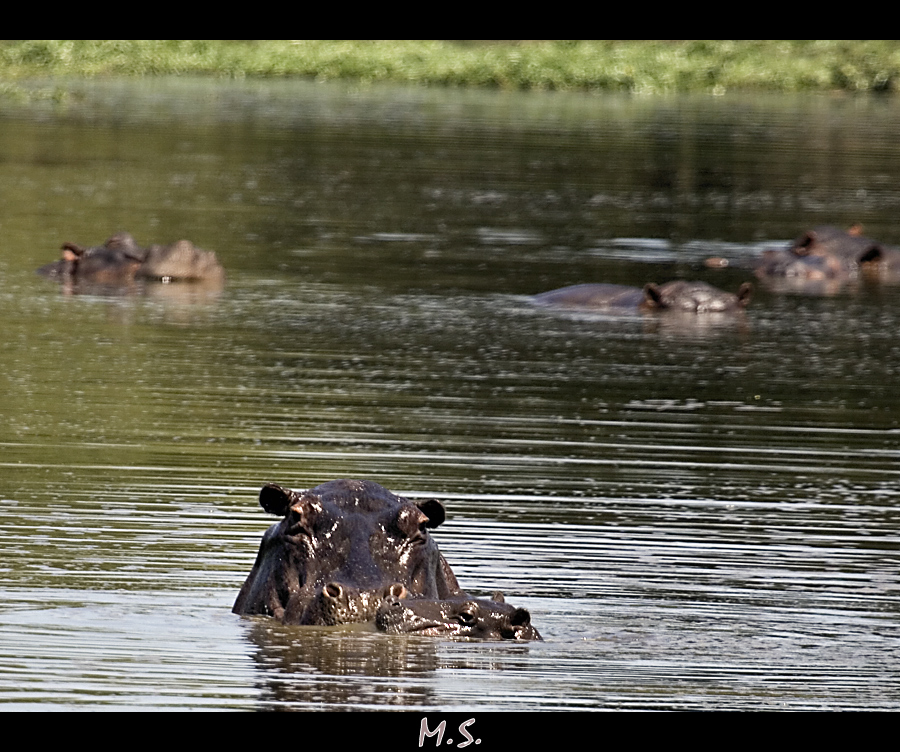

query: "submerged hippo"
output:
739 225 886 284
752 248 847 280
37 232 225 288
789 225 900 282
790 224 882 264
233 479 464 626
707 225 900 289
376 591 542 641
532 280 752 313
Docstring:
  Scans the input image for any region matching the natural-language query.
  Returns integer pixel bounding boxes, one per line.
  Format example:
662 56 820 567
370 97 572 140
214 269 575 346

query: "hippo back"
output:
531 283 649 310
533 281 751 313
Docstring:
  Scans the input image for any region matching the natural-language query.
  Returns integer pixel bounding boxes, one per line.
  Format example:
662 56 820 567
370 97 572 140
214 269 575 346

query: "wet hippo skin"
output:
37 232 225 287
533 280 752 313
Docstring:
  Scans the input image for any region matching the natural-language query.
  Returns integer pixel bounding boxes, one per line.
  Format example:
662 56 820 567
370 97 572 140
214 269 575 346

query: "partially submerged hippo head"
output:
640 280 753 312
37 233 145 285
232 479 462 626
376 591 542 641
137 239 225 284
37 232 224 288
702 224 900 293
790 224 884 265
788 224 900 284
753 249 847 281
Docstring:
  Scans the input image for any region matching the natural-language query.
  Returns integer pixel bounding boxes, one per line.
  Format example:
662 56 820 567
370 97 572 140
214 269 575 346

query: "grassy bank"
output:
3 40 900 96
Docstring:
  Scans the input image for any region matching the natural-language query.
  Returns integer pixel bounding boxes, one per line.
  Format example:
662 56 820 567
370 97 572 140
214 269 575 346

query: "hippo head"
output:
376 591 543 641
754 249 848 280
37 233 146 284
232 479 462 625
791 225 885 266
137 240 225 283
642 280 753 312
37 233 223 288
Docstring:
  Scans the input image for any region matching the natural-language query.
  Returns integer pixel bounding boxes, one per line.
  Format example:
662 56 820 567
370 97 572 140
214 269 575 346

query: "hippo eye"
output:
384 583 408 600
395 506 429 542
456 608 477 627
286 507 314 537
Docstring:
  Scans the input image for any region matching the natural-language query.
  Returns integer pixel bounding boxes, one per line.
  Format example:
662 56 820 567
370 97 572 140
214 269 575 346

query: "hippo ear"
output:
736 282 753 307
61 242 86 258
259 483 295 516
642 283 664 308
416 498 446 529
105 232 142 258
858 244 883 264
492 591 506 603
792 230 817 255
511 608 531 627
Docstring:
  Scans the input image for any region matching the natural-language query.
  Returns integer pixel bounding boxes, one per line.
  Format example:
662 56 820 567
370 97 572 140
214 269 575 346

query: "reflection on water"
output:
48 276 226 302
0 79 899 709
243 620 443 709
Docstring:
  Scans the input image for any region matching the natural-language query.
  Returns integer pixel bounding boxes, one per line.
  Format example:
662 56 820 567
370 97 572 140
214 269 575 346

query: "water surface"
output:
0 79 899 710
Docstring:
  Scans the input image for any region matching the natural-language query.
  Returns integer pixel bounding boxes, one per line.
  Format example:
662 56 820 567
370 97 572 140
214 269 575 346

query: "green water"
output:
0 79 898 710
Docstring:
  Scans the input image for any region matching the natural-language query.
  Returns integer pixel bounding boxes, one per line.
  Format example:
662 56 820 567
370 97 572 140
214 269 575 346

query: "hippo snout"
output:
375 594 543 641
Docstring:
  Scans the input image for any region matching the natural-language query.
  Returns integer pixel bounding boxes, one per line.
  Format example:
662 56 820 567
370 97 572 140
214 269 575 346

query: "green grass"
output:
3 40 900 96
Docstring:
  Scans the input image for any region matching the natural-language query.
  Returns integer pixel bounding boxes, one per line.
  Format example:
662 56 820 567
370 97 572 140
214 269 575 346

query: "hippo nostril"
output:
456 607 477 627
385 583 408 599
324 582 343 600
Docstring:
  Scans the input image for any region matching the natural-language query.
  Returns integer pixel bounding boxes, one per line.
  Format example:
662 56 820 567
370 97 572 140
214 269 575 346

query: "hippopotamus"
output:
706 225 900 290
751 248 847 280
376 591 542 641
789 224 882 264
791 225 900 283
301 581 410 626
232 479 465 626
532 280 752 313
37 232 225 287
